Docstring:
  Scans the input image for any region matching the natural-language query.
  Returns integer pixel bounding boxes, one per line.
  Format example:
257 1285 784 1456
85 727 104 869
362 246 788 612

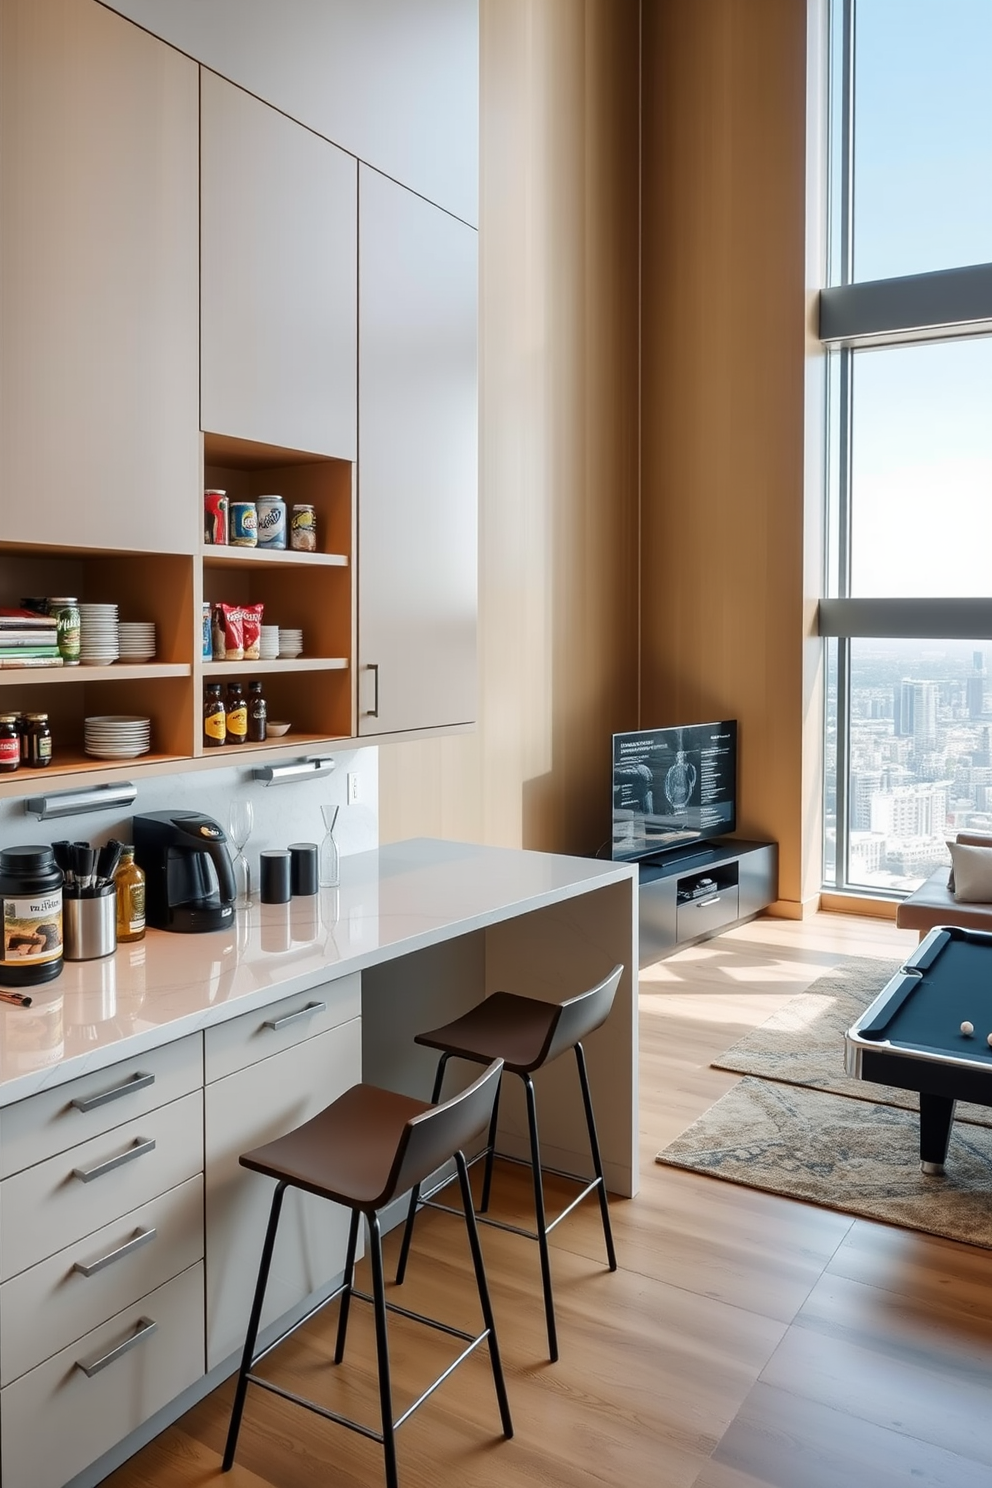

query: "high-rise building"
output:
968 651 987 719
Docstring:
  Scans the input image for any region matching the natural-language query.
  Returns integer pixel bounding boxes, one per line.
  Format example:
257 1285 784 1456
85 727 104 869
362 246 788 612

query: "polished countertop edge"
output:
0 840 635 1108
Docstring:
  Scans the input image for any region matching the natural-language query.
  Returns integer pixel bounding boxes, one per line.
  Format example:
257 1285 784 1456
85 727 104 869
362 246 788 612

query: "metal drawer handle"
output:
71 1071 155 1113
365 662 379 717
694 895 721 908
73 1226 158 1277
76 1316 158 1377
72 1137 156 1184
263 1000 326 1032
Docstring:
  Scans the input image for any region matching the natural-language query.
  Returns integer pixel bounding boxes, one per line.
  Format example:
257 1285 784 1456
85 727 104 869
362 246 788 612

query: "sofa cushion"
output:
895 862 992 936
948 841 992 903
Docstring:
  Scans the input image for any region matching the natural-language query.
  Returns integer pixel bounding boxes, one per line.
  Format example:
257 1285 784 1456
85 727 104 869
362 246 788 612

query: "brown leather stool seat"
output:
223 1061 512 1488
396 964 624 1362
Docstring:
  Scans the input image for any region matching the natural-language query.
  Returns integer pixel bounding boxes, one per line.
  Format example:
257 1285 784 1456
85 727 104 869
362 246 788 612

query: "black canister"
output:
260 850 292 904
288 842 318 896
0 845 64 987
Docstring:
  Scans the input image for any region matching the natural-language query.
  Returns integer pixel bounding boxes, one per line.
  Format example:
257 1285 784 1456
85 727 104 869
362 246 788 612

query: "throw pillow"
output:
948 841 992 903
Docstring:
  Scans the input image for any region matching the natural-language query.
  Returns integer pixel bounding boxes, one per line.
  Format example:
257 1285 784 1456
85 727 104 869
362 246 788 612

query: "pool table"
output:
845 924 992 1174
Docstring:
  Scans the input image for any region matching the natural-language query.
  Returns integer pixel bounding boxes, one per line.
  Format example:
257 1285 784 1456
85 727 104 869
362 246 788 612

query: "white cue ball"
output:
987 1032 992 1049
961 1021 975 1036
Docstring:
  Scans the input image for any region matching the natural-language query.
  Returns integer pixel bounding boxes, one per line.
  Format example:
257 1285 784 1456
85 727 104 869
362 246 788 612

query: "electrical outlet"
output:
347 772 360 806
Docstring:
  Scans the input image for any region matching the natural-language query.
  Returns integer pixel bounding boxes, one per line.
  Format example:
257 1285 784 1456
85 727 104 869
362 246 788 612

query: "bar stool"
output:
223 1059 512 1488
395 963 623 1362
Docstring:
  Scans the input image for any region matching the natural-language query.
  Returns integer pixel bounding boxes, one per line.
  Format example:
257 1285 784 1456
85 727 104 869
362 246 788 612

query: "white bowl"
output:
266 721 291 736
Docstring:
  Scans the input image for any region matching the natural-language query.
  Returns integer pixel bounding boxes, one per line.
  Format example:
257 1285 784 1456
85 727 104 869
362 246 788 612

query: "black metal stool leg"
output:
521 1073 558 1362
367 1212 398 1488
395 1053 451 1284
223 1181 287 1472
574 1040 617 1270
334 1208 362 1364
455 1150 513 1438
479 1073 502 1213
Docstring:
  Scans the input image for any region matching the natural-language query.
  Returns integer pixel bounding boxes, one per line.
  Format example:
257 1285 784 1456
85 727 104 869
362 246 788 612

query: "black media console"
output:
636 837 778 966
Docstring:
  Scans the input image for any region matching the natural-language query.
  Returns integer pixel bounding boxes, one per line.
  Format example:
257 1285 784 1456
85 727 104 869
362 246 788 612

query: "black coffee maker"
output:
132 811 237 933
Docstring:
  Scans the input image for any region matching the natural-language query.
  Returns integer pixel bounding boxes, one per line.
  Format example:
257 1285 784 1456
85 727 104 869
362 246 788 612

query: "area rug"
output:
711 956 992 1130
655 1076 992 1250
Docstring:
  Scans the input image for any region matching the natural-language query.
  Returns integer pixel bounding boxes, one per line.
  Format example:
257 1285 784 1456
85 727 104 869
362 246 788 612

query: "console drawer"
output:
676 885 739 943
0 1262 204 1488
0 1174 203 1387
204 970 361 1081
1 1090 203 1280
0 1033 202 1179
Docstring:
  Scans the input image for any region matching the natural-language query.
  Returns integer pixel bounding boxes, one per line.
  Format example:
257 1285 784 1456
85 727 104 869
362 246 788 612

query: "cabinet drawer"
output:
1 1262 204 1488
0 1033 202 1179
204 970 361 1082
1 1090 203 1280
676 886 740 943
0 1174 203 1387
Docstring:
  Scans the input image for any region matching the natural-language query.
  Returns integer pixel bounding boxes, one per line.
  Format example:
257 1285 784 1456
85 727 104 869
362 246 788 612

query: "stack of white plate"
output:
79 603 119 665
117 621 156 662
84 715 152 759
278 628 303 658
260 624 280 660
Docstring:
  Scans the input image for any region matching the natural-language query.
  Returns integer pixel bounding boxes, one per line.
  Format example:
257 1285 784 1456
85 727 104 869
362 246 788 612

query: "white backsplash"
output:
0 747 379 873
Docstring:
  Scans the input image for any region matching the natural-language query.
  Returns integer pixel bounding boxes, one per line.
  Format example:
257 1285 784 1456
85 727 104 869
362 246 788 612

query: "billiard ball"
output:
961 1021 975 1036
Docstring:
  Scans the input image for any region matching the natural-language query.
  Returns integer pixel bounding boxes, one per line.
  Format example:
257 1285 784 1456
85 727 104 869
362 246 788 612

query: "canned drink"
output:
204 490 228 545
256 495 287 550
290 504 317 552
230 501 258 547
48 597 80 666
202 601 212 660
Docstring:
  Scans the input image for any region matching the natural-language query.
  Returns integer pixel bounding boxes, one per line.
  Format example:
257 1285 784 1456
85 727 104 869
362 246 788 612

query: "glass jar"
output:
0 845 63 987
0 715 20 773
25 713 52 767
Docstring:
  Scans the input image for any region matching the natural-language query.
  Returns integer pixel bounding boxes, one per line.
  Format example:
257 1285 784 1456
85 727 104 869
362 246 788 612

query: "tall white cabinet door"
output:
0 0 200 553
358 167 478 735
204 1018 361 1369
200 71 357 459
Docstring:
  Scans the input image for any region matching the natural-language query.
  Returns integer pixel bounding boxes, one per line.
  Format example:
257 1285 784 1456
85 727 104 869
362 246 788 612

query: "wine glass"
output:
228 800 254 909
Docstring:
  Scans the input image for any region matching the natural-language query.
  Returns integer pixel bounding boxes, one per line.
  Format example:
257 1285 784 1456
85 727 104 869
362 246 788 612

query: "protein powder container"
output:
0 846 64 987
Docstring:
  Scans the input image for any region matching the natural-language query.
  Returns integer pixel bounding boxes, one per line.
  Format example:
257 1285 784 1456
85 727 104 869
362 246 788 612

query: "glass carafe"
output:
319 804 340 888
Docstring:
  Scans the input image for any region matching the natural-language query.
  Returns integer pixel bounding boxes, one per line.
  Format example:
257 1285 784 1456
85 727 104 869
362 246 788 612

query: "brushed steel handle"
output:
694 895 720 908
73 1137 156 1183
365 662 379 717
76 1316 157 1377
264 1000 326 1031
73 1226 158 1277
71 1071 154 1112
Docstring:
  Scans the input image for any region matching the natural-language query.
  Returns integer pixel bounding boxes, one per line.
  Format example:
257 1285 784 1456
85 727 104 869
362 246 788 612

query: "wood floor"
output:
105 911 992 1488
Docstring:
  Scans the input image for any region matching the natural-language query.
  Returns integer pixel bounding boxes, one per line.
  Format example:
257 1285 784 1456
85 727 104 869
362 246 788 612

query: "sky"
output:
846 0 992 599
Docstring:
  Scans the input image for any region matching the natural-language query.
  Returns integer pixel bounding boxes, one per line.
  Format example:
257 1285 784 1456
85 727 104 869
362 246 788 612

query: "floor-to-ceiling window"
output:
820 0 992 896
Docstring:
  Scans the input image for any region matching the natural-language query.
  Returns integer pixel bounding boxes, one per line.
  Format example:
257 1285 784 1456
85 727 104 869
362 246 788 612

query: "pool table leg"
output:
919 1093 957 1175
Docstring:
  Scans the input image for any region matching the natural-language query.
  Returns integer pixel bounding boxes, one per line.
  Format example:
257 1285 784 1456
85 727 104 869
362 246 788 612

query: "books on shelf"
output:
0 656 64 669
0 609 59 629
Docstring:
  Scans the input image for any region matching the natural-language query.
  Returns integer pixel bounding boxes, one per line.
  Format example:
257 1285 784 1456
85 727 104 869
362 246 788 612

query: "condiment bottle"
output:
114 846 146 943
204 683 226 747
25 713 52 767
247 679 267 742
226 682 248 745
0 714 20 772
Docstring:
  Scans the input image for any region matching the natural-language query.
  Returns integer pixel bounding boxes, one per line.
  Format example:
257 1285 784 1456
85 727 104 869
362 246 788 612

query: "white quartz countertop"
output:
0 839 633 1106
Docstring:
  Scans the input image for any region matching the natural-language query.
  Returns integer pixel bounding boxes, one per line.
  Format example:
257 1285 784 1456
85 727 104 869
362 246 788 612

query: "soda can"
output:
290 504 317 552
256 495 287 549
204 490 228 545
230 501 258 547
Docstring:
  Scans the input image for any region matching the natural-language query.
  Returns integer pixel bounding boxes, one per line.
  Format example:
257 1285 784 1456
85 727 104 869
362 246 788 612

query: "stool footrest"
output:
417 1152 606 1242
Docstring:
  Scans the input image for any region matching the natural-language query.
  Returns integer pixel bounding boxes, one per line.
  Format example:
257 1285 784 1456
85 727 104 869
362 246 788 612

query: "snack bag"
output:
220 603 245 662
242 603 264 662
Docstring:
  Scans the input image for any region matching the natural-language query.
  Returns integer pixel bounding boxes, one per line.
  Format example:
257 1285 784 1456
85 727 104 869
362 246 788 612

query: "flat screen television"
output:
611 720 737 863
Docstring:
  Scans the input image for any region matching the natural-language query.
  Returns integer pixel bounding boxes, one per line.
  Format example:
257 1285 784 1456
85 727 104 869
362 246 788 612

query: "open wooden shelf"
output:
200 546 348 569
0 664 191 688
200 658 348 678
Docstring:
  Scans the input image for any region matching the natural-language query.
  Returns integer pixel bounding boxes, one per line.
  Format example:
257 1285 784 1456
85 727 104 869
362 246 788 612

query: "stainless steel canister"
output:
63 885 117 961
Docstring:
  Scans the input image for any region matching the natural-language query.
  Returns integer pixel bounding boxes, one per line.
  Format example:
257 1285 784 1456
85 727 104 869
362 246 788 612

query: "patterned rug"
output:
655 957 992 1247
711 955 992 1129
655 1077 992 1249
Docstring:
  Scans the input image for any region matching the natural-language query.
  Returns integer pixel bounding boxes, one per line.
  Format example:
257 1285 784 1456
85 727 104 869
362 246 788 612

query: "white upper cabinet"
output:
200 72 357 459
357 167 478 736
0 0 200 553
99 0 479 226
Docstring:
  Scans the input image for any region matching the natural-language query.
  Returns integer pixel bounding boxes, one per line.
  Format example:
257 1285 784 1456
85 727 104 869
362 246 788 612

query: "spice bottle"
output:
204 683 226 747
114 847 146 944
25 713 52 767
226 682 248 745
0 715 20 773
247 680 267 742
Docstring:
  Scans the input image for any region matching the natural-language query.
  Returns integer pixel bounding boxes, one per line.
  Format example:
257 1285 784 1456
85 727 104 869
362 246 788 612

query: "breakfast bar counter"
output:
0 838 637 1488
